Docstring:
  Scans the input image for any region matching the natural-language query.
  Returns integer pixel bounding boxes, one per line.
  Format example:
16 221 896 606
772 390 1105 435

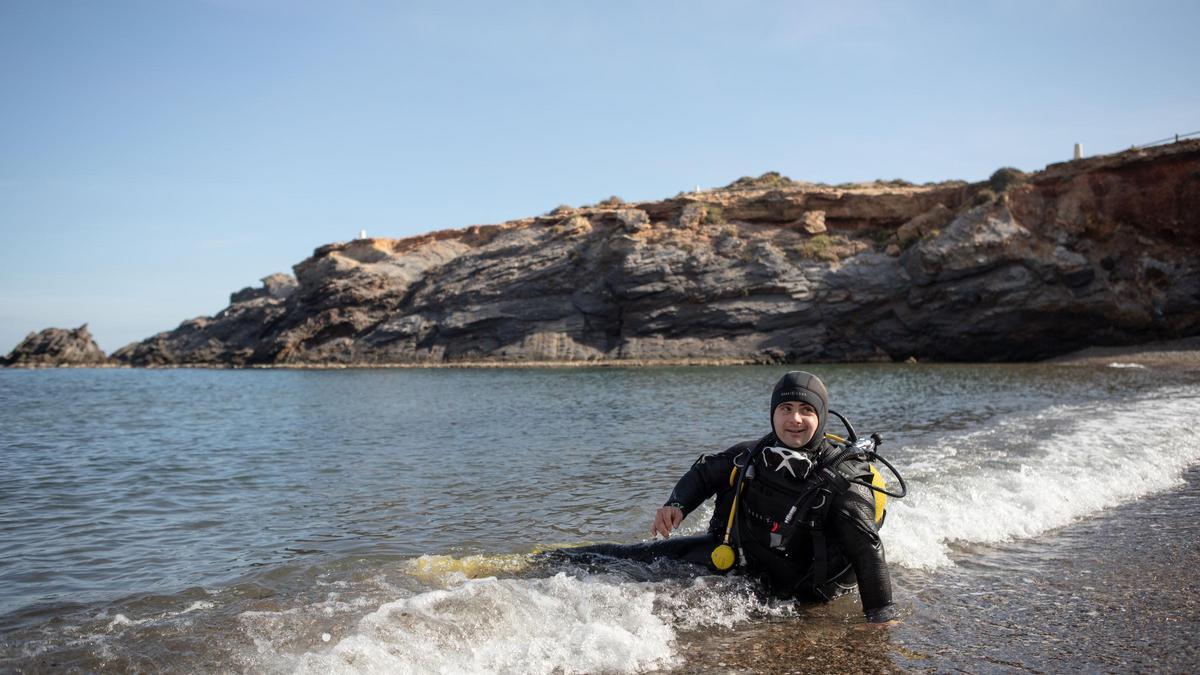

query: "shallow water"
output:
1 364 1197 672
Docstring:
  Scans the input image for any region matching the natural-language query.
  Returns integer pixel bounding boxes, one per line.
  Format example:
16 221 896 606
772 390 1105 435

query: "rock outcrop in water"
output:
2 324 112 367
112 140 1200 366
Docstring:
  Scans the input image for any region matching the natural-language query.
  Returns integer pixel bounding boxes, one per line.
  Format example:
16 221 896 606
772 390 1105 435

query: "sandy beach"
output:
1046 337 1200 371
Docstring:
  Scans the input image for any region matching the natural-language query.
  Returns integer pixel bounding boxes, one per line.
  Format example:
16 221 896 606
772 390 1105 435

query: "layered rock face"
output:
114 141 1200 366
3 325 111 367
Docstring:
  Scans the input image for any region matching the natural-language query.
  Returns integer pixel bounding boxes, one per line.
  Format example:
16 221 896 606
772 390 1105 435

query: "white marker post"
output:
1073 143 1083 160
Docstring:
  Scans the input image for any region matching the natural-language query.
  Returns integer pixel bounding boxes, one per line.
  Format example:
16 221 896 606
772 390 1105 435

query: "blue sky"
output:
2 0 1198 353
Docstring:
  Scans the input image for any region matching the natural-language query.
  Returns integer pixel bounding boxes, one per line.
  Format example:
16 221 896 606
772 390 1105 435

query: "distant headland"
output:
6 140 1199 368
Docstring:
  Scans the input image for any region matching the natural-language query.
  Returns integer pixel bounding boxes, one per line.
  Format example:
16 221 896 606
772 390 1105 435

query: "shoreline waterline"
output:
7 336 1200 371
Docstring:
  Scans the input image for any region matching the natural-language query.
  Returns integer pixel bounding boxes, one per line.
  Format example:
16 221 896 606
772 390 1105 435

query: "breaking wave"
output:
885 385 1200 569
239 569 785 675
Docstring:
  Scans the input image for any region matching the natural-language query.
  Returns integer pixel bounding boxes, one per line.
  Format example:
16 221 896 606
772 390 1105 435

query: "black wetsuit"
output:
572 434 897 623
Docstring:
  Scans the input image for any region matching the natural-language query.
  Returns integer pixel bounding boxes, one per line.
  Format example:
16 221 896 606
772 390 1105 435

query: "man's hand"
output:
651 506 684 538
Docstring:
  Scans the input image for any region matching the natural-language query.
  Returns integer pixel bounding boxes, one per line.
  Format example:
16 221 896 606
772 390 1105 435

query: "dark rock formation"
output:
3 324 112 367
113 140 1200 367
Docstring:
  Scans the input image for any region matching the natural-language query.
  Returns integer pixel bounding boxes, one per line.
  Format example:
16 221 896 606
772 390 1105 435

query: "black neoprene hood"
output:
769 371 828 450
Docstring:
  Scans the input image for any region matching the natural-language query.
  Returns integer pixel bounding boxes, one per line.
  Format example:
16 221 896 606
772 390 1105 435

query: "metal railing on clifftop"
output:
1072 129 1199 162
1129 130 1200 150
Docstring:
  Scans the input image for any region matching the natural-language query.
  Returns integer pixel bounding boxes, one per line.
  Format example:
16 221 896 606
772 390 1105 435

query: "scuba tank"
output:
710 409 906 577
822 409 907 528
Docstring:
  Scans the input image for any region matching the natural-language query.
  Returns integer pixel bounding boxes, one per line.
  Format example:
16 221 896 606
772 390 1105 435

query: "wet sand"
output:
1047 337 1200 371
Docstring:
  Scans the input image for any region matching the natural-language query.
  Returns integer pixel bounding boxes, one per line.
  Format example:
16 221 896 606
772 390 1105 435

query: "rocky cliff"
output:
3 325 112 367
112 140 1200 367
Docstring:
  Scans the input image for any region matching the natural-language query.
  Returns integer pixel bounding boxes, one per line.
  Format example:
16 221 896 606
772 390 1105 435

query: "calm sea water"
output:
1 364 1198 673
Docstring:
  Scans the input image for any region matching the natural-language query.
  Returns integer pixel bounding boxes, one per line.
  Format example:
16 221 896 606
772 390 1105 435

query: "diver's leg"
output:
812 563 858 601
559 534 718 566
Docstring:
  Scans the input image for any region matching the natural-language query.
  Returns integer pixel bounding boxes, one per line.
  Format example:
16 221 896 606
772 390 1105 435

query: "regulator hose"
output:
828 409 908 499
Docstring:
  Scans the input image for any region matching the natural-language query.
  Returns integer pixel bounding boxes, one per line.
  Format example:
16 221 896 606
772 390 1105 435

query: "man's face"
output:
772 401 819 448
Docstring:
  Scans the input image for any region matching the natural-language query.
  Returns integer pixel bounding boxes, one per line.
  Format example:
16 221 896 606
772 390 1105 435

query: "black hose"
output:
827 409 857 443
850 451 908 499
828 409 908 498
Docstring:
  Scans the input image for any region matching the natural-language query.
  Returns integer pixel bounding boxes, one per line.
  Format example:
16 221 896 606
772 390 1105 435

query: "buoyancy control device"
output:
709 409 907 583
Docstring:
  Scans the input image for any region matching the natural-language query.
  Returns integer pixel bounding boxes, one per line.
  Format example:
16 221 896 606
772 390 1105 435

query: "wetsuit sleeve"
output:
832 481 897 622
662 444 745 517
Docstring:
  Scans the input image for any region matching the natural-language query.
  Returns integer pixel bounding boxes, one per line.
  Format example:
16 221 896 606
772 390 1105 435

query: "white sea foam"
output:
245 573 674 674
653 574 795 629
1107 362 1147 369
885 386 1200 569
105 613 143 631
180 600 215 614
677 501 714 536
242 572 781 675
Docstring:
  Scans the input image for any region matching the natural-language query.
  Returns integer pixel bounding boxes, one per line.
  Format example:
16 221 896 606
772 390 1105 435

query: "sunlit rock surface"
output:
2 324 112 367
113 141 1200 366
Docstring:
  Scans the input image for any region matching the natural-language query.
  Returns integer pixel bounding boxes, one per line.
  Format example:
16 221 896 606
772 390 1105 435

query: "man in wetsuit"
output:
573 371 897 623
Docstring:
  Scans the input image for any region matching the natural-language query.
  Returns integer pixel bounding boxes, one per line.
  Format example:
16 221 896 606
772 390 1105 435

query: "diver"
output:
564 371 900 624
